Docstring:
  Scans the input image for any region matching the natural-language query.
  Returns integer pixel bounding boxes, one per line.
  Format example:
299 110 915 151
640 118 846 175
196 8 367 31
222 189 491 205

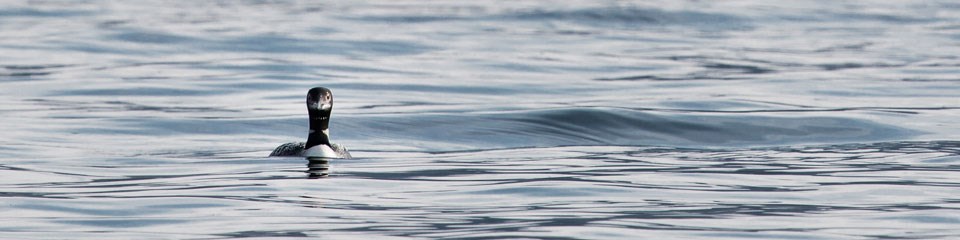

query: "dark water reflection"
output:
306 158 331 178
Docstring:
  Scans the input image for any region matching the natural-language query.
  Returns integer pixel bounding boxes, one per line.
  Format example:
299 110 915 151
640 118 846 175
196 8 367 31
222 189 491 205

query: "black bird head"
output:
307 87 333 112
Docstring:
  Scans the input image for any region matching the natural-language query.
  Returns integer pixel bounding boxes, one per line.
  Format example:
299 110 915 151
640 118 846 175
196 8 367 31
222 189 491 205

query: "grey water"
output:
2 1 959 239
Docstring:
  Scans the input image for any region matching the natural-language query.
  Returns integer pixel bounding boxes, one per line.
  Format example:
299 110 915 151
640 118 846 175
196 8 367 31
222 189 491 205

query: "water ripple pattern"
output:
1 1 959 239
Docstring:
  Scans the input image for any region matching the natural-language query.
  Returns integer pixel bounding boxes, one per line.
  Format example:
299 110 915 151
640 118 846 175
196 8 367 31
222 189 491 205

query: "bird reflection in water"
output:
306 157 331 179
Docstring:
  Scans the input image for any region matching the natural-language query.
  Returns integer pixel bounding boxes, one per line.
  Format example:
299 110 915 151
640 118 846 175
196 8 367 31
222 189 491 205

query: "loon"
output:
270 87 352 159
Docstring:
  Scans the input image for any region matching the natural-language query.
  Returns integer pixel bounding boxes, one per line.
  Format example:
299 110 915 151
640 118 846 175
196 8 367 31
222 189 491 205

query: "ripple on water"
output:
7 142 959 239
339 107 918 151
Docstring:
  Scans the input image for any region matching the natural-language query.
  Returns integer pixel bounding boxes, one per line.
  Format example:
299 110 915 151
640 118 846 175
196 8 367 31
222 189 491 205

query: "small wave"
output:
338 107 917 151
59 107 918 152
0 8 92 18
1 64 73 80
99 30 436 56
504 7 751 30
345 6 750 30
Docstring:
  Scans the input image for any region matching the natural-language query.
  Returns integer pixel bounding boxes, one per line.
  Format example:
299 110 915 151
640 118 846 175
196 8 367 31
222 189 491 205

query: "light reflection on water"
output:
1 0 960 239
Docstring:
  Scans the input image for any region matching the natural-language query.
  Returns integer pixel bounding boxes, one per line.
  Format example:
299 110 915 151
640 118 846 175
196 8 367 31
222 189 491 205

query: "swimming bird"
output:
270 87 351 158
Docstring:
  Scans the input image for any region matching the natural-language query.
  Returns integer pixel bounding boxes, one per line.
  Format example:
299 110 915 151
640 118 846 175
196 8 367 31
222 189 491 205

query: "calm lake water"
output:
2 1 960 239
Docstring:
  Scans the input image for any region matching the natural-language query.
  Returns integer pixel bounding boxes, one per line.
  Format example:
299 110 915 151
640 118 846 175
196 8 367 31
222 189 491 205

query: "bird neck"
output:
306 109 331 149
305 129 330 149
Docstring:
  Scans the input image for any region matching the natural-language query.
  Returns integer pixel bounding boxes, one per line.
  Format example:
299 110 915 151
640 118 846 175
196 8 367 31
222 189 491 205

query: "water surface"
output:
1 1 959 239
